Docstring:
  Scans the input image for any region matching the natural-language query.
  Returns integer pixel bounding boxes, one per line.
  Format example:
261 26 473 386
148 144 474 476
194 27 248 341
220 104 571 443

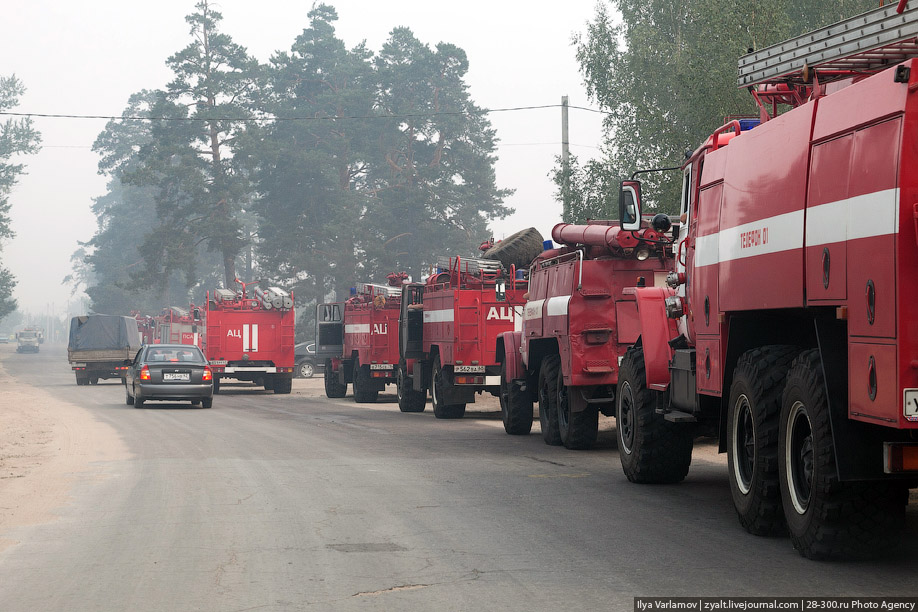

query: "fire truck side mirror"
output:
619 180 642 232
495 279 507 302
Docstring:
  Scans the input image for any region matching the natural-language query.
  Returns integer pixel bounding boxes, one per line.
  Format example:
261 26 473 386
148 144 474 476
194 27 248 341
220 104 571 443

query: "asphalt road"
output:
0 346 916 611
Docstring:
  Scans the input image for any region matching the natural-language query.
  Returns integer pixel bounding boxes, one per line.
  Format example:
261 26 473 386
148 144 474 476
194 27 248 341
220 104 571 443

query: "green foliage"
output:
0 75 42 322
561 0 876 214
79 2 512 316
241 5 511 305
369 29 513 280
123 0 258 289
552 153 618 223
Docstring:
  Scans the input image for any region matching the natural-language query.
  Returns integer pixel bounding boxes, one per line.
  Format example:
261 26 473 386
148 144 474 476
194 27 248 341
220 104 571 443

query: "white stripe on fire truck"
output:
344 323 371 334
546 296 571 316
423 309 454 323
805 188 899 246
514 305 524 332
694 189 900 268
251 323 258 352
695 210 803 268
243 324 249 352
523 299 544 321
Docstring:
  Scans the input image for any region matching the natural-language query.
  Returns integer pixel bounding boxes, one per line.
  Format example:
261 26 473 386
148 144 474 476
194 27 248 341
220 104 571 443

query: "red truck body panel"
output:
203 287 296 383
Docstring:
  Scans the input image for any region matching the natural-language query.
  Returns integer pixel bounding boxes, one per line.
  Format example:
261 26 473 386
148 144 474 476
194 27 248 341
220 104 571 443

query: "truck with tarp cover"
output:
68 315 142 385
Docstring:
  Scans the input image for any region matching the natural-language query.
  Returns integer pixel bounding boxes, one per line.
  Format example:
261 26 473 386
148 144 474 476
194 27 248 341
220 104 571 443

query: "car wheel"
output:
297 360 315 379
201 397 213 409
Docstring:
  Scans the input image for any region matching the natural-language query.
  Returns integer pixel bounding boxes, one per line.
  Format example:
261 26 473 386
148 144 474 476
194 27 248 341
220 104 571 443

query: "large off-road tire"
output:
324 360 347 399
481 227 545 271
538 355 562 446
616 347 693 483
727 345 800 536
431 356 465 419
273 377 292 394
500 361 533 435
352 359 379 403
557 368 598 450
779 350 906 559
397 363 426 413
297 360 315 379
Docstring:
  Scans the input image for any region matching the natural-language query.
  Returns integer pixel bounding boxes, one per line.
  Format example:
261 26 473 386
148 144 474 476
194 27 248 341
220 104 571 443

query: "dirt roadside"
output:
0 347 129 552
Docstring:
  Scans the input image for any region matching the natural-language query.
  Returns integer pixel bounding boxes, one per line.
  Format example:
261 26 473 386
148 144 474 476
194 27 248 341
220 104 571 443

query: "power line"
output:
0 103 610 123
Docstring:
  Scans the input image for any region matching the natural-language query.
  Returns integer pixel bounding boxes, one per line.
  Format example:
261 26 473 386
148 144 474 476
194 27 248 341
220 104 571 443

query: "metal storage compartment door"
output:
806 134 851 302
846 118 901 340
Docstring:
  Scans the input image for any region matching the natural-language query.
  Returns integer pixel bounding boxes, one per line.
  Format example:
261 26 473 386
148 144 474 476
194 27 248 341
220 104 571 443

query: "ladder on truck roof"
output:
738 2 918 87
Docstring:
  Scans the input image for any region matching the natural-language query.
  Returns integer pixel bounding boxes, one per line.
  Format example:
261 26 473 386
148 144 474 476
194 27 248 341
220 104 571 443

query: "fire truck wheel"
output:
353 360 379 403
538 355 562 445
397 364 426 412
432 356 466 419
500 361 533 435
557 368 598 450
779 350 905 559
324 363 347 398
616 347 692 484
727 345 800 536
273 377 292 394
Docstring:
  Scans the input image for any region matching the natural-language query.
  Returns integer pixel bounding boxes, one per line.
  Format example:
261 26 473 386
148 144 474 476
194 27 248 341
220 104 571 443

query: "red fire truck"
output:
618 3 918 558
154 306 203 346
498 220 675 449
317 274 407 403
203 280 296 394
396 256 528 418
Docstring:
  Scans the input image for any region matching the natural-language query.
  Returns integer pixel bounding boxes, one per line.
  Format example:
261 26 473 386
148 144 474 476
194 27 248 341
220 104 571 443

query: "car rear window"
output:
146 348 205 363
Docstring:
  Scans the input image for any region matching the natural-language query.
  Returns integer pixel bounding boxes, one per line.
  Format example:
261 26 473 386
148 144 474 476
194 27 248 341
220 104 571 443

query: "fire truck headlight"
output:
636 246 651 261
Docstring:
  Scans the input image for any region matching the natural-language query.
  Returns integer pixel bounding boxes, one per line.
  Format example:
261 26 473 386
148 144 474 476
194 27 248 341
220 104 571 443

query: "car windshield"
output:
145 348 205 364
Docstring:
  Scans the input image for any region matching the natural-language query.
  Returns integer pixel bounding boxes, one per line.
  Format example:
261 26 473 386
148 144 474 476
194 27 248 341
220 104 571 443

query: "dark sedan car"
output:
124 344 214 408
295 342 323 378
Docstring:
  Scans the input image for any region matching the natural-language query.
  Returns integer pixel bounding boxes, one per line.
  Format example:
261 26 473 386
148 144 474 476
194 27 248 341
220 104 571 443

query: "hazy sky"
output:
2 0 606 314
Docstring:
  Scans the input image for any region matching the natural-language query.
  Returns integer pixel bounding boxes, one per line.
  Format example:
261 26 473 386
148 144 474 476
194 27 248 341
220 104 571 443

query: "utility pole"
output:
561 95 570 221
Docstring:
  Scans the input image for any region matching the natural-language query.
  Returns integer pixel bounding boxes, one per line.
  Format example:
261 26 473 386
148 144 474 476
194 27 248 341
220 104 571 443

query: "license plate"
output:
369 364 393 370
454 365 485 373
210 360 227 366
905 390 918 420
163 372 190 382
